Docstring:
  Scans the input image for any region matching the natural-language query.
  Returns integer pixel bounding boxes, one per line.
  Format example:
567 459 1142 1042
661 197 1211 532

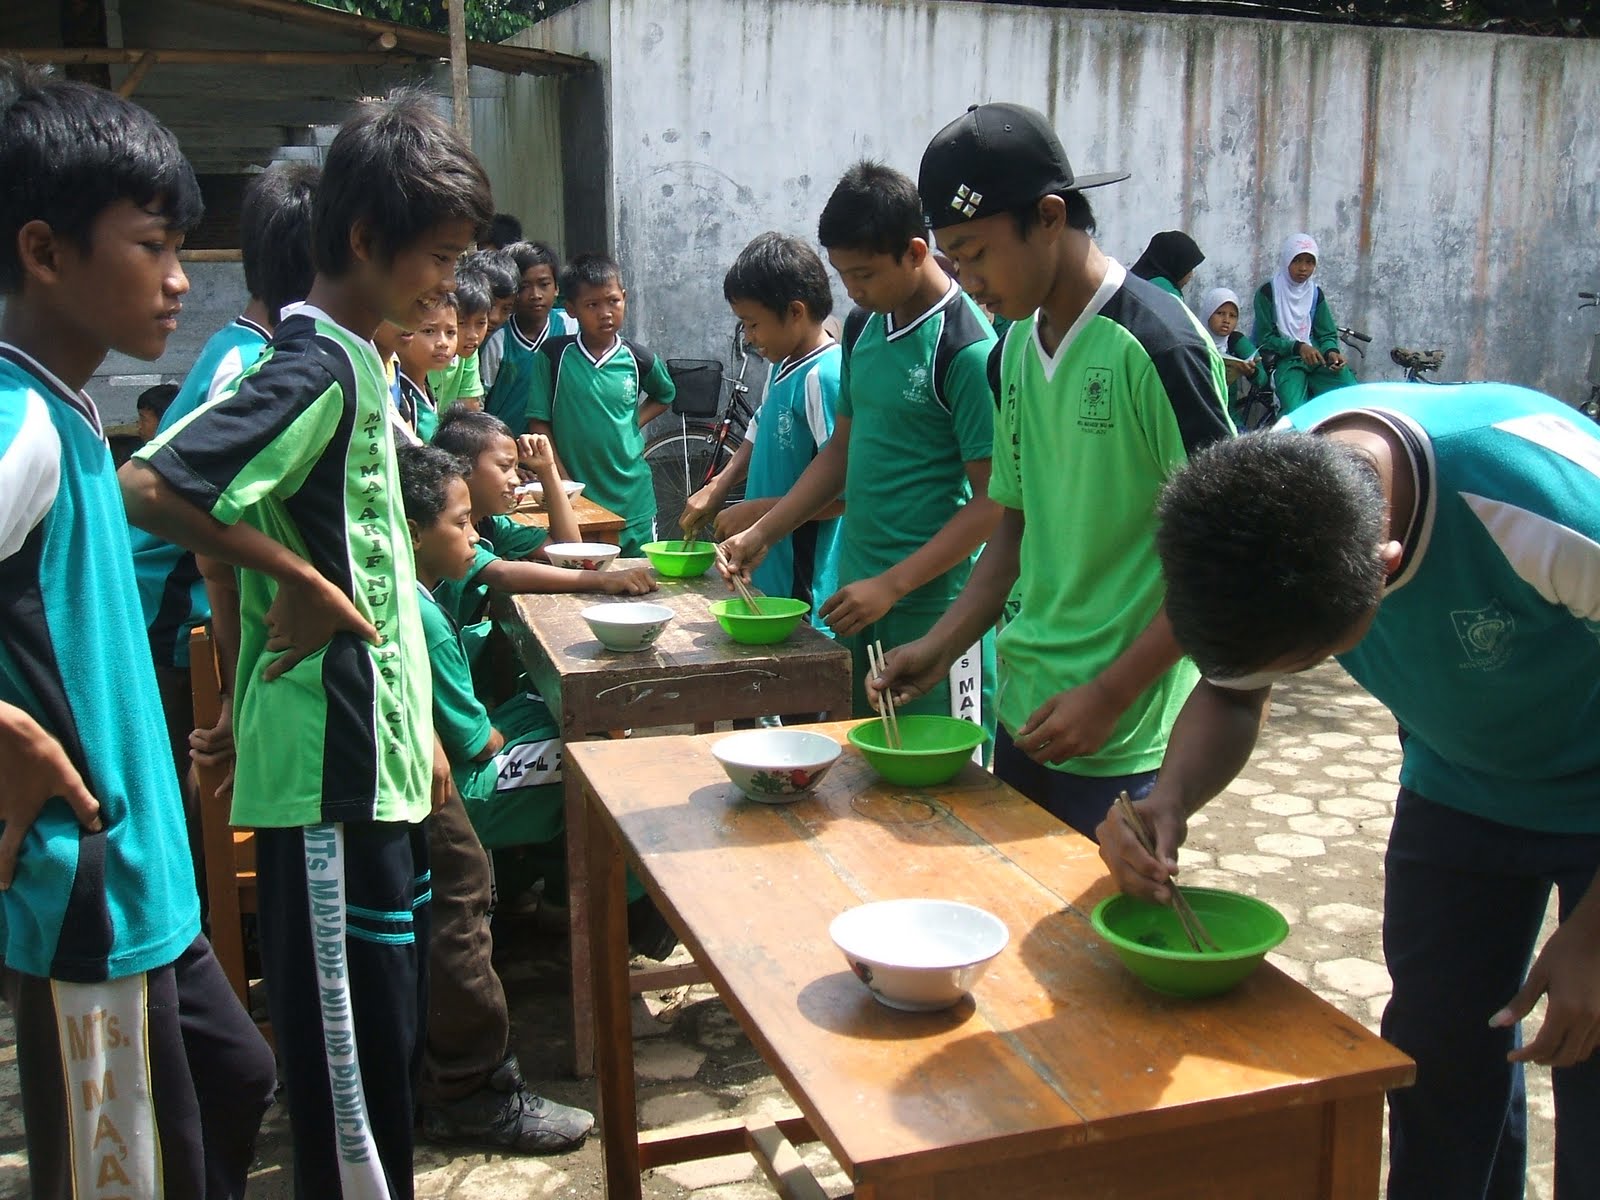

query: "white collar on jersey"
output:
577 334 623 368
884 279 960 341
0 341 104 437
1029 257 1127 384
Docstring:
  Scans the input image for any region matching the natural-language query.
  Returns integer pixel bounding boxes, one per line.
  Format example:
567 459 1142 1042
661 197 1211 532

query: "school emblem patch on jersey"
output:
902 364 931 407
1078 368 1113 426
1450 599 1515 669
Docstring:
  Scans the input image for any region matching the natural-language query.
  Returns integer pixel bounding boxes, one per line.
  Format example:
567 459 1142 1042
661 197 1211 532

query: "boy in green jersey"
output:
872 103 1232 838
122 91 494 1198
428 267 489 409
527 253 675 557
720 163 1001 741
484 240 577 428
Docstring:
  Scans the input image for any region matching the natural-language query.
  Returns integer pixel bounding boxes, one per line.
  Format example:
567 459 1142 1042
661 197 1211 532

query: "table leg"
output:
588 783 643 1199
566 732 598 1078
1320 1092 1385 1198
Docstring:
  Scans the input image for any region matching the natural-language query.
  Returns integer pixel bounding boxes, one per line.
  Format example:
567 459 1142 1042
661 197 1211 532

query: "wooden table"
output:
495 568 852 1076
570 722 1416 1200
508 492 626 546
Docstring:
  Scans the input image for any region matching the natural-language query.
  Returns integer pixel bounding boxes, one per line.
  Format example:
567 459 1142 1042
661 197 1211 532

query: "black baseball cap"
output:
918 102 1128 231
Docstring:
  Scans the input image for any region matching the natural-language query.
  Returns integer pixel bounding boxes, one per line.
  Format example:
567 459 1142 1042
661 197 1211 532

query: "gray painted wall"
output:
501 0 1600 402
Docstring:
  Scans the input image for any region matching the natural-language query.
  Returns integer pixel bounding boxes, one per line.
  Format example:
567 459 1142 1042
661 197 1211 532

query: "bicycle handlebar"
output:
1580 292 1597 301
1340 327 1373 344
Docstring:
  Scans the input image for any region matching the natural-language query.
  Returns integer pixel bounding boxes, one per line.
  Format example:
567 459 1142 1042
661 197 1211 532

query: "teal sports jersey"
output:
527 334 675 550
746 342 842 620
0 344 199 981
137 307 432 828
836 284 996 610
418 583 493 765
990 263 1233 775
1287 383 1600 831
484 310 578 429
129 316 269 667
395 371 438 443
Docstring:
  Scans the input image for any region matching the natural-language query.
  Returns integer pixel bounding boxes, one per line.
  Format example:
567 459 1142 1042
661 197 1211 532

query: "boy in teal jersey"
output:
131 162 318 795
681 232 843 627
396 444 597 1154
482 241 576 417
428 264 491 409
0 63 274 1197
123 91 494 1198
873 105 1231 836
469 247 519 391
1104 383 1600 1199
721 162 1001 744
527 253 675 557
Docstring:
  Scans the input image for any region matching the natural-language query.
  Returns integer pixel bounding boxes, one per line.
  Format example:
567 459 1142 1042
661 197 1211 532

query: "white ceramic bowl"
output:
518 479 586 502
712 729 842 803
829 899 1009 1012
546 542 621 571
581 602 674 652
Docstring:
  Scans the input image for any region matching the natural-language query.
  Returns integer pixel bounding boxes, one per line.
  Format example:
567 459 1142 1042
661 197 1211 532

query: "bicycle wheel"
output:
643 424 730 533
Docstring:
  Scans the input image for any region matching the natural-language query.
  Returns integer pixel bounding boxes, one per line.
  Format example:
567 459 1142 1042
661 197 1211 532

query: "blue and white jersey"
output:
0 344 200 980
1289 383 1600 832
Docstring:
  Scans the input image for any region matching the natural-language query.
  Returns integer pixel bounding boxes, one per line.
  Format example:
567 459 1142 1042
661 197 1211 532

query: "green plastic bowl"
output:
1091 888 1289 998
641 540 718 578
707 596 810 645
847 715 985 787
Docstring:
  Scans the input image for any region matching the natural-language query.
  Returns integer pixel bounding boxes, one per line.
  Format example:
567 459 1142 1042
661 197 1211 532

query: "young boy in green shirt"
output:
526 253 675 557
122 91 494 1196
720 163 1000 740
872 103 1232 837
484 240 578 428
428 265 490 409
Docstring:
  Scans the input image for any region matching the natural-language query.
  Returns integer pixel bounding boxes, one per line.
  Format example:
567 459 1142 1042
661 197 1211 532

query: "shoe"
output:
627 895 679 962
486 1052 527 1094
421 1084 594 1154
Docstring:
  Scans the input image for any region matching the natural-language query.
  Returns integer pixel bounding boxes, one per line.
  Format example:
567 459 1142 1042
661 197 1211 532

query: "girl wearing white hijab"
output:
1199 287 1268 425
1252 233 1356 413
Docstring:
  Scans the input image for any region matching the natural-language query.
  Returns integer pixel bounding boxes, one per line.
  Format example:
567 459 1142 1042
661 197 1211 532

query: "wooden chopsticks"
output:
866 640 901 749
1114 791 1219 953
715 546 765 616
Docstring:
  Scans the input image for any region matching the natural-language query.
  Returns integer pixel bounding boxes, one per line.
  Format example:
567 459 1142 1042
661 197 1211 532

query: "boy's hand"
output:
263 574 380 680
1095 789 1187 904
516 433 558 477
1297 342 1325 367
716 529 767 584
431 733 453 814
598 565 658 596
1493 906 1600 1068
189 695 235 799
820 575 899 638
1013 679 1122 765
713 499 767 541
679 485 719 539
867 637 951 709
0 702 103 889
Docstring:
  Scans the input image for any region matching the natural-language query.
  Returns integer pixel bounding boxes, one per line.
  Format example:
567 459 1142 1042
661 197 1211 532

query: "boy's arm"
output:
477 557 657 596
516 434 580 545
682 437 752 536
0 701 103 887
188 554 241 775
525 419 572 480
637 347 674 428
457 352 485 401
718 422 849 579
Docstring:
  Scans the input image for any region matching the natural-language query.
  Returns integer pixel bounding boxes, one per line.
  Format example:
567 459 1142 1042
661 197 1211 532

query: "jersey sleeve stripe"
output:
1462 492 1600 622
0 392 61 561
803 369 830 448
1493 413 1600 481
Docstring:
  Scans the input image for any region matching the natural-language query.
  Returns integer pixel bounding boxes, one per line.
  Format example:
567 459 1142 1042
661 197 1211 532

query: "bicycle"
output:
644 322 759 531
1390 346 1446 383
1239 325 1372 431
1579 291 1600 420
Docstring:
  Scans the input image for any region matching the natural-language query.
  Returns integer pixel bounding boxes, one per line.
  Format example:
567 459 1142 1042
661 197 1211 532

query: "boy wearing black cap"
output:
872 103 1232 837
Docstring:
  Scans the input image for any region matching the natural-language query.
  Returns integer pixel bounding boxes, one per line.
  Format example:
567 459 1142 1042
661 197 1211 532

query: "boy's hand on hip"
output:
263 574 379 680
820 576 898 638
0 702 103 889
1094 789 1186 904
1014 679 1121 765
1493 913 1600 1067
868 637 949 708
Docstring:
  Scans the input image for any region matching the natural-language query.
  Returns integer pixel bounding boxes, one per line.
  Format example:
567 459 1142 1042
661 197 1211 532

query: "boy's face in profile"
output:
571 276 625 346
729 297 807 365
410 475 479 581
515 263 559 327
936 206 1059 323
465 432 523 518
136 406 161 442
826 244 923 316
39 198 190 363
366 217 477 332
457 308 490 356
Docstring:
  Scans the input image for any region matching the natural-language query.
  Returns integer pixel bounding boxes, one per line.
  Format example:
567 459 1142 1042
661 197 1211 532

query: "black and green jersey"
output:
136 307 432 827
836 284 996 610
484 311 578 429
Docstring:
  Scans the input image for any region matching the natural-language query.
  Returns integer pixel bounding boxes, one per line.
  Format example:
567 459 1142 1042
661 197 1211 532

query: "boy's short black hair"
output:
0 61 203 293
451 263 492 316
136 381 179 417
1155 431 1388 681
241 162 318 322
509 240 561 279
560 252 623 301
723 232 834 321
398 443 469 527
465 248 518 299
312 88 493 276
1011 192 1096 239
817 161 927 259
486 212 523 248
432 405 515 463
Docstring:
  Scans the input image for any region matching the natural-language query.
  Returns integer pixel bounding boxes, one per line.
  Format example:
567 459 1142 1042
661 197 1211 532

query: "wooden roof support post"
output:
117 51 157 98
448 0 470 142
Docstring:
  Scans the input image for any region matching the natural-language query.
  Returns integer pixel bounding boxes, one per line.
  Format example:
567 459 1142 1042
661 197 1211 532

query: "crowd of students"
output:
2 59 1597 1200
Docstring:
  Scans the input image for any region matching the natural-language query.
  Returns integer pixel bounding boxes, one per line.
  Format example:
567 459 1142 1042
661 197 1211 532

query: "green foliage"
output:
321 0 547 43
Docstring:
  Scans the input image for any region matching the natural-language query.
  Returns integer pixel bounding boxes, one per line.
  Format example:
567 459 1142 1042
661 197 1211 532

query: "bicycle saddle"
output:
1391 347 1446 372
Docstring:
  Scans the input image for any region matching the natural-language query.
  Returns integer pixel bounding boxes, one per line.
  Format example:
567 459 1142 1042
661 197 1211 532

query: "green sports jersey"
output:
990 262 1233 775
484 311 578 429
527 334 675 553
136 306 432 827
481 511 548 561
418 582 493 765
427 349 483 408
836 284 995 610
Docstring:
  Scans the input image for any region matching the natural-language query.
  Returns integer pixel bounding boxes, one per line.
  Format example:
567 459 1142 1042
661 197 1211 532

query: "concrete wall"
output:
492 0 1600 401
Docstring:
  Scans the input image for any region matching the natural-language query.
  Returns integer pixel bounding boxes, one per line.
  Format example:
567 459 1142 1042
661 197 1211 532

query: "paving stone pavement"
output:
0 663 1559 1197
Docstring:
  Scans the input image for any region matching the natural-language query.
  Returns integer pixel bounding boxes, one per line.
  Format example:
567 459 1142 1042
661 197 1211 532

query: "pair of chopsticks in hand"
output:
713 545 765 616
865 640 901 749
1114 791 1218 953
